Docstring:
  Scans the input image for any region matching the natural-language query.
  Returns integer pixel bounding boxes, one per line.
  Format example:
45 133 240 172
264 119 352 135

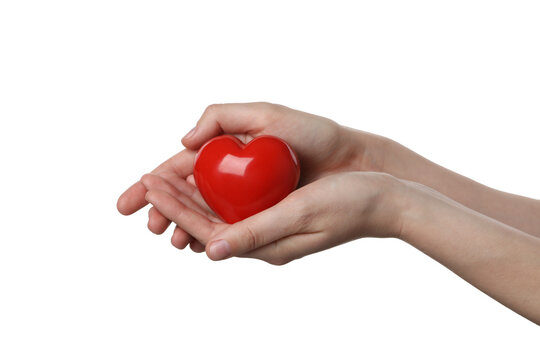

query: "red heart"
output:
193 135 300 223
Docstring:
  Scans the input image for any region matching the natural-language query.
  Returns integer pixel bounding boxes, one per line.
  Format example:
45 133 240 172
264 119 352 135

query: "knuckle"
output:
265 242 294 266
172 204 184 221
140 173 159 188
256 101 275 110
140 173 152 183
242 224 260 251
258 101 285 113
249 102 283 125
207 226 222 242
284 195 312 232
202 104 220 119
266 255 292 266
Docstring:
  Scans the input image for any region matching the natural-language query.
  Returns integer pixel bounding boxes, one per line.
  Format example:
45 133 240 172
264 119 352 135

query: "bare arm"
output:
118 103 540 323
118 103 540 242
400 181 540 324
351 129 540 237
141 169 540 324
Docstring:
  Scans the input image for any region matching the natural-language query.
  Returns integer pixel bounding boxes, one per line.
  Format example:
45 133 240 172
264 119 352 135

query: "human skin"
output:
373 131 540 238
117 102 540 323
118 102 379 251
118 102 540 243
142 171 540 325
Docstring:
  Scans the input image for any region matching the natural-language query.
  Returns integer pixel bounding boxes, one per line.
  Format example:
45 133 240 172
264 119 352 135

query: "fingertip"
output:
117 192 138 216
206 239 232 261
181 136 196 149
171 226 192 249
146 214 156 233
147 206 171 235
181 126 201 149
117 181 149 215
116 195 129 215
190 240 206 253
183 137 206 151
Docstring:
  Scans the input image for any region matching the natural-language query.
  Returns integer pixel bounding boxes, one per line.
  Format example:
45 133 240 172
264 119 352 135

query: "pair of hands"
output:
117 103 405 264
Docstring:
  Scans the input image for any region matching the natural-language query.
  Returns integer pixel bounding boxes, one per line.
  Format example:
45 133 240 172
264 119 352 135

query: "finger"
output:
152 148 197 178
117 181 148 215
116 149 196 216
186 174 195 187
181 103 278 149
141 173 220 222
171 226 193 250
241 232 326 266
205 196 305 261
145 189 217 244
147 206 171 235
141 173 223 223
157 171 214 215
190 240 206 253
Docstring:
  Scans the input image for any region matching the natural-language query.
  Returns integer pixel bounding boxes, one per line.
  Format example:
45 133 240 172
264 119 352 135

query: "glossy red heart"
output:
193 135 300 223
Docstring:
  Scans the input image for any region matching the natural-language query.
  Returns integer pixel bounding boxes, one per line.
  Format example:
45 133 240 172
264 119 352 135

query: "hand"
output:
117 102 386 250
117 148 209 251
144 171 405 264
180 102 384 185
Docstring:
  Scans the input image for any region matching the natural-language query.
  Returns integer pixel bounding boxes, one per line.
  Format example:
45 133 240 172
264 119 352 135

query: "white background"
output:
1 1 539 359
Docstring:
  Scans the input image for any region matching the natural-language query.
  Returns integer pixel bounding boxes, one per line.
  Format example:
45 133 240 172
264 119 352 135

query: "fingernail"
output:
183 126 198 140
208 239 231 260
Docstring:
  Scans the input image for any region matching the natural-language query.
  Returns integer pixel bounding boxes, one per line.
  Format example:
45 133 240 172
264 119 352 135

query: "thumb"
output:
182 103 274 149
205 198 303 261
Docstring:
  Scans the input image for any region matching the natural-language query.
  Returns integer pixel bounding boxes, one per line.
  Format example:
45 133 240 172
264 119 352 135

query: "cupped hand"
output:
117 102 384 250
144 171 405 264
181 102 380 184
117 148 204 249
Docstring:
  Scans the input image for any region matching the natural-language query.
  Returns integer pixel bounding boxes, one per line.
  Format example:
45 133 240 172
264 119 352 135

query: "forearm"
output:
353 128 540 237
400 181 540 324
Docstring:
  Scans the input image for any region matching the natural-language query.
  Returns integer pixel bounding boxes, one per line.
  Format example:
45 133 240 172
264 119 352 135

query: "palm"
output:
117 103 365 250
117 149 216 250
142 171 401 264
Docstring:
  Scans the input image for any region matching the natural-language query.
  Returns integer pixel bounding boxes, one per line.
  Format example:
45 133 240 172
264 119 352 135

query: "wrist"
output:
396 179 455 243
344 126 428 180
340 126 393 173
355 172 412 239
